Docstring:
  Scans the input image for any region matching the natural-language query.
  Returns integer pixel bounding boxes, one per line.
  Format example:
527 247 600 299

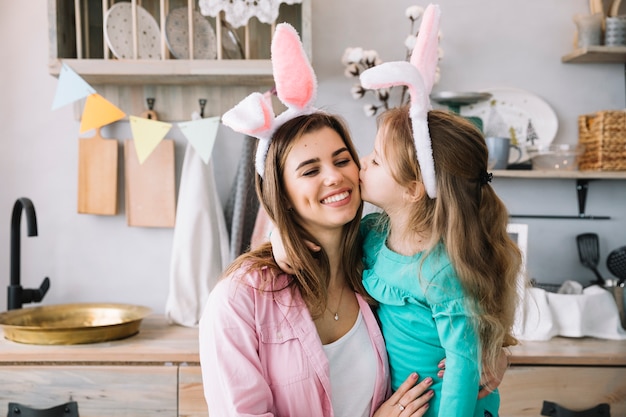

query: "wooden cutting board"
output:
124 110 176 228
77 127 118 215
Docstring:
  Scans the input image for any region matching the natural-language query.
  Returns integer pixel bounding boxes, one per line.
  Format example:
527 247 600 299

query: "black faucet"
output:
8 197 50 310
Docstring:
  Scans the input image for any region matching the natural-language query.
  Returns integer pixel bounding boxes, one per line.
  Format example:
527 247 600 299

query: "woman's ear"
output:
403 180 426 203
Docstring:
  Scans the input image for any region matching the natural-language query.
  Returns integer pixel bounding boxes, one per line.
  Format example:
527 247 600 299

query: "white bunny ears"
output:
221 23 318 177
360 4 441 199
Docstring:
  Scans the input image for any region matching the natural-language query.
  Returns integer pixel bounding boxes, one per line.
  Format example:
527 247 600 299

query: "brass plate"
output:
0 303 152 345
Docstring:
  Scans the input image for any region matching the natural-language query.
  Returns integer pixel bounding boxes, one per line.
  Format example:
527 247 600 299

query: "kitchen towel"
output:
165 142 230 327
516 283 626 340
223 136 259 262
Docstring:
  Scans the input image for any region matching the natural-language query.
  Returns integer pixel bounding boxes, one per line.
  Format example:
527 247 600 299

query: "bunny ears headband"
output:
221 23 318 178
360 4 441 199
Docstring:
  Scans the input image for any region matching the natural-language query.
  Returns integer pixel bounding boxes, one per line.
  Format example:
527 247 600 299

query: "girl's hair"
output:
224 112 370 318
378 106 521 374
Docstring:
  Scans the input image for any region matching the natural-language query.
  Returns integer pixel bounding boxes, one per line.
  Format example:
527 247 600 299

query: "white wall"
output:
1 0 624 313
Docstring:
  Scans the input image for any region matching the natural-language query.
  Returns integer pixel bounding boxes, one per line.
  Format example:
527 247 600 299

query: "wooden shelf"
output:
492 169 626 179
49 58 275 86
561 45 626 63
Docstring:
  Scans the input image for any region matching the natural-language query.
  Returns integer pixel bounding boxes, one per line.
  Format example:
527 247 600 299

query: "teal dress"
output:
360 213 499 417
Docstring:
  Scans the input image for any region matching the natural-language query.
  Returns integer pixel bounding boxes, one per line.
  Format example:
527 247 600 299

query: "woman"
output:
199 112 434 416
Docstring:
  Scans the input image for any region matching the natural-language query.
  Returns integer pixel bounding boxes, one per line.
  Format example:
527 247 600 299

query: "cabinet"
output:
47 0 312 120
500 337 626 416
0 316 205 417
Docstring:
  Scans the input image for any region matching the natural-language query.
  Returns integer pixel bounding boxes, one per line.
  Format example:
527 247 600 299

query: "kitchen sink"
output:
0 303 151 345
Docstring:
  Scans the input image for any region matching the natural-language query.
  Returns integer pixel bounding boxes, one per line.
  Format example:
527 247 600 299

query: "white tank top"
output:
323 310 377 417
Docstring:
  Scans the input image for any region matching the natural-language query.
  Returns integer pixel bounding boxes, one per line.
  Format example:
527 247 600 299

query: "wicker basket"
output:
577 110 626 171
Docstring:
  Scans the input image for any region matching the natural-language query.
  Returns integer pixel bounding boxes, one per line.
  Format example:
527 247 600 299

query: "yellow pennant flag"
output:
80 94 126 133
129 116 173 164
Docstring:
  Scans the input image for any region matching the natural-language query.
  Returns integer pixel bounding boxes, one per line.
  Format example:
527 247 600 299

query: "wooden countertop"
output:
508 337 626 366
2 315 625 367
0 315 199 365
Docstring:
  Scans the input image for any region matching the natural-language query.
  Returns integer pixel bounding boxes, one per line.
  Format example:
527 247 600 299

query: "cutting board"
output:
77 128 118 215
124 111 176 228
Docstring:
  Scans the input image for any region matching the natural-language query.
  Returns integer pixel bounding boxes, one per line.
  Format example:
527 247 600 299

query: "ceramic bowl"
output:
527 144 585 171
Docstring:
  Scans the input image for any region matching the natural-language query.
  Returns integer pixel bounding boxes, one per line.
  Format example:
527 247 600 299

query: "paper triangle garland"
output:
177 116 221 164
129 115 173 164
51 63 96 110
79 94 126 133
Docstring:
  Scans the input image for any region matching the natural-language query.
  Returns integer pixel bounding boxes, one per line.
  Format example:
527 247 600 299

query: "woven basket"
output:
577 110 626 171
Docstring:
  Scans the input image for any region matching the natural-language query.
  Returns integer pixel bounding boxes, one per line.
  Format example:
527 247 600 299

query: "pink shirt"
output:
199 266 390 416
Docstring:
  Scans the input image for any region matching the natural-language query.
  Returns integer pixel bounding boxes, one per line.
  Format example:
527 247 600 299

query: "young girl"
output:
274 5 521 416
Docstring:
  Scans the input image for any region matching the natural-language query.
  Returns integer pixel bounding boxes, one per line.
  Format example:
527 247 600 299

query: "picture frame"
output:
507 223 528 268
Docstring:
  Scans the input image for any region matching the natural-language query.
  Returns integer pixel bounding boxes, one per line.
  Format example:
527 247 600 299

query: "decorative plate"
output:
460 87 558 163
165 7 217 59
104 2 161 60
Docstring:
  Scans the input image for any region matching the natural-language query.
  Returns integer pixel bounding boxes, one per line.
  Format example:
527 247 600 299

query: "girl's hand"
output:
477 348 509 399
269 229 320 274
373 373 434 417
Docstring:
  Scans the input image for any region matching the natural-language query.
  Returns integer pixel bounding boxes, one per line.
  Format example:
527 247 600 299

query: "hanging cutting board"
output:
77 127 118 215
124 110 176 228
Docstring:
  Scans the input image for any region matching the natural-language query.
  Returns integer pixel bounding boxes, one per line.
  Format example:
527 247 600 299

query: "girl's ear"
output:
403 180 427 203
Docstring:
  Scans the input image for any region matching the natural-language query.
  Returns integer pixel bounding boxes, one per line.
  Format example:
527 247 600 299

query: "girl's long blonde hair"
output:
224 113 371 318
378 107 521 375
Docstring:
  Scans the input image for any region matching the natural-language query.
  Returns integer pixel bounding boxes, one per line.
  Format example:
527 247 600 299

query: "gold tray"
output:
0 303 152 345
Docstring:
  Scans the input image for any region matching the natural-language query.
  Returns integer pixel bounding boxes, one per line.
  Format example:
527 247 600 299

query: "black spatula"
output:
576 233 605 286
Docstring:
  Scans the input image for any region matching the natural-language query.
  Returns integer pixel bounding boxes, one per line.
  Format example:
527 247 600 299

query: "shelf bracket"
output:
509 178 611 220
576 179 589 217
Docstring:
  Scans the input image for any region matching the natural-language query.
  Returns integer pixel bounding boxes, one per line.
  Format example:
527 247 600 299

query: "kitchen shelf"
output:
492 169 626 179
48 58 274 86
561 45 626 63
493 170 626 220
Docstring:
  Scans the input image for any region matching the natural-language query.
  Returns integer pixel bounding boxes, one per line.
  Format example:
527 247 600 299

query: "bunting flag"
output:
177 116 221 164
129 115 173 164
79 94 126 133
51 63 96 110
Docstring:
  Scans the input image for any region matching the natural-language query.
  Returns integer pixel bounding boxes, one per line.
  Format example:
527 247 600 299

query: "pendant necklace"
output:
327 285 345 321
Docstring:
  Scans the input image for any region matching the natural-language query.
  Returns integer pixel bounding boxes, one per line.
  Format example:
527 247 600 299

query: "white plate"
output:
165 7 217 60
104 3 161 60
460 87 558 163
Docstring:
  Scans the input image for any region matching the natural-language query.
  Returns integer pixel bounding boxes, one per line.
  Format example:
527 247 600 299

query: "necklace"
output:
327 285 345 321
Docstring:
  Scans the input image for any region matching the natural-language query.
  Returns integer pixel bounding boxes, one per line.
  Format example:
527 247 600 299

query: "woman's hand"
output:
373 373 434 417
477 348 509 399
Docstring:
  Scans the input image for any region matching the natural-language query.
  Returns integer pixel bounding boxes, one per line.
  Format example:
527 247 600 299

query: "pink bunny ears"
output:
360 4 441 199
221 23 318 177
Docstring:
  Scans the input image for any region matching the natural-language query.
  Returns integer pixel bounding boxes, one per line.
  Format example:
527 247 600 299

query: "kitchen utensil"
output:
104 2 161 59
77 127 118 215
607 246 626 285
165 7 217 59
0 303 151 345
429 91 492 131
124 109 176 228
220 18 245 59
576 233 605 286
